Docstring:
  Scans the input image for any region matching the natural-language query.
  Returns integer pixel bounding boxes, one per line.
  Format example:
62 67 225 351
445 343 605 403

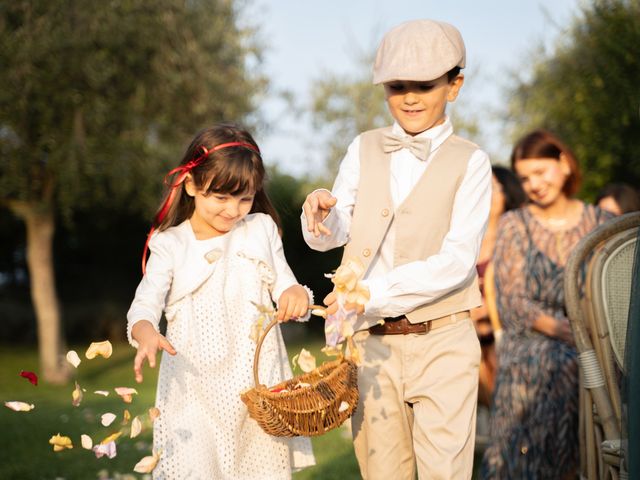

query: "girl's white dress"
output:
127 214 315 479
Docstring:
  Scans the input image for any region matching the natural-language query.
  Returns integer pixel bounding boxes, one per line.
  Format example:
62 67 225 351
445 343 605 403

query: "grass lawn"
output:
0 333 359 480
1 331 483 479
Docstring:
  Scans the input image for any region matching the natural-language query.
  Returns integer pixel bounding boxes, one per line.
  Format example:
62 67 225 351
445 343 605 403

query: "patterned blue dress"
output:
481 204 610 479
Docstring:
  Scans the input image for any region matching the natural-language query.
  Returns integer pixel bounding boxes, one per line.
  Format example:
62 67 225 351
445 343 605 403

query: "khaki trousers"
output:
351 317 480 480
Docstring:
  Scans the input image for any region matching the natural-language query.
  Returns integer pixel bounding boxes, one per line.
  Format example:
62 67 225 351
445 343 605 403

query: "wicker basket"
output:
241 317 359 437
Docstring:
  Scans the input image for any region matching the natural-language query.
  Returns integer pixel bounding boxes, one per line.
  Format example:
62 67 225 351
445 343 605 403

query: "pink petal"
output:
93 441 117 459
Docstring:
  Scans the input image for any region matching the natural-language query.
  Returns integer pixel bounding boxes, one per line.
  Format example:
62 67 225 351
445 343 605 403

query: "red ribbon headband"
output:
141 141 260 274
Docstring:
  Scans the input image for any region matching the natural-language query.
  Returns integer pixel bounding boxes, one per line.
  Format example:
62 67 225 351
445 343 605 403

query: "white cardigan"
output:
127 213 303 346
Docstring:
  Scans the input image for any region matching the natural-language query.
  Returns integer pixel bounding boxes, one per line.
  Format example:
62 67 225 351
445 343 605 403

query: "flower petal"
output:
122 409 131 425
148 407 161 422
93 441 117 459
85 341 113 360
114 387 138 404
101 412 117 427
339 401 350 412
133 451 161 473
19 370 38 386
49 433 73 451
130 416 142 438
100 431 122 444
72 381 83 407
94 390 109 397
4 401 35 412
80 434 93 450
294 348 316 373
66 350 82 368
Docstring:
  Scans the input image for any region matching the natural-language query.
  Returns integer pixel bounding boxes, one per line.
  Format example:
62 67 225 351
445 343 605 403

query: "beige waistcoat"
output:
343 126 482 328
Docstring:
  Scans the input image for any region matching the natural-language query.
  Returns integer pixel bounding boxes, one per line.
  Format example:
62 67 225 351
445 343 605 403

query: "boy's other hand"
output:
303 190 337 237
131 320 177 383
323 291 365 316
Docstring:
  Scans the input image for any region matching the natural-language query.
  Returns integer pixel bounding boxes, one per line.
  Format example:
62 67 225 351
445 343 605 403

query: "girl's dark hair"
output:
510 129 582 197
492 165 527 211
154 123 280 231
595 183 640 214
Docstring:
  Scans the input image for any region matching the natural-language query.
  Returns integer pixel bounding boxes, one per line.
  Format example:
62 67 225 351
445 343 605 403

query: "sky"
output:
245 0 583 176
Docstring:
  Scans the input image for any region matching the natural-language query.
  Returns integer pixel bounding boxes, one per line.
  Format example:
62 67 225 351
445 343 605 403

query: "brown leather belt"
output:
368 311 470 335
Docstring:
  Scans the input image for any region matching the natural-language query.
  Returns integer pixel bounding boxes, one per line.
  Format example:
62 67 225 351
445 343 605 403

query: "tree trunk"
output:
14 202 68 384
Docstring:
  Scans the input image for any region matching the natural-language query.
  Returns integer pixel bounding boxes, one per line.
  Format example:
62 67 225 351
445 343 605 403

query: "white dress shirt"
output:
302 117 492 318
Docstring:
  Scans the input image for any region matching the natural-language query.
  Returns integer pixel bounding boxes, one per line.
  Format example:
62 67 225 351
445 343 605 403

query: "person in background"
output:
595 182 640 216
481 129 611 479
472 165 527 408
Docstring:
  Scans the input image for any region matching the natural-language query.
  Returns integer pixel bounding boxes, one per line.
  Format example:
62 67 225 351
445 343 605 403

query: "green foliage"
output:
506 0 640 199
0 0 266 218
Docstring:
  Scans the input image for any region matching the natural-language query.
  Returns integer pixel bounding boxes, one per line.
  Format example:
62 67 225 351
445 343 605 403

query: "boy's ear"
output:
184 174 197 197
447 74 464 102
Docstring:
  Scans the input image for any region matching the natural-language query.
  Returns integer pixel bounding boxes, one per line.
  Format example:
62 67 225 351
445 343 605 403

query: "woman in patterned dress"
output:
481 130 611 479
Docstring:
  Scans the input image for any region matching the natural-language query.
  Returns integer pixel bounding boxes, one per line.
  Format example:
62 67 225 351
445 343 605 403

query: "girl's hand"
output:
323 291 365 316
131 320 177 383
277 285 310 322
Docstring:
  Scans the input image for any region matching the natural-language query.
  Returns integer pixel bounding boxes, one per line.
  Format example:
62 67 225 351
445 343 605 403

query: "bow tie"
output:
382 131 431 161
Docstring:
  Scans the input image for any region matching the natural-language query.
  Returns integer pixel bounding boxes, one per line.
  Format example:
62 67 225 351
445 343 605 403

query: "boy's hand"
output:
277 285 310 322
131 320 177 383
323 291 365 316
303 190 337 237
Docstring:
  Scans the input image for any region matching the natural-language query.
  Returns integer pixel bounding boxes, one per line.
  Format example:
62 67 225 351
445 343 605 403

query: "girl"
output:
127 123 315 479
481 130 611 479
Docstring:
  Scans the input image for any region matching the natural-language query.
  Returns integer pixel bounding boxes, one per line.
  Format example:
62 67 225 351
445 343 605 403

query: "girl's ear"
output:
184 174 197 197
559 153 571 176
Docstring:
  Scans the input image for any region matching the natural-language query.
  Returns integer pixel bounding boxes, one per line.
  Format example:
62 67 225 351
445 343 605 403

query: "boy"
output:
301 19 491 479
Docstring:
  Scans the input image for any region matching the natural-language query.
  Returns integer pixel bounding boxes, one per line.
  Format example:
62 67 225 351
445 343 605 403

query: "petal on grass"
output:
130 417 142 438
122 409 131 425
94 390 109 397
80 434 93 450
85 341 113 360
49 433 73 452
66 350 82 368
72 381 83 407
19 370 38 386
114 387 138 404
4 401 35 412
101 412 117 427
93 441 117 459
133 451 161 473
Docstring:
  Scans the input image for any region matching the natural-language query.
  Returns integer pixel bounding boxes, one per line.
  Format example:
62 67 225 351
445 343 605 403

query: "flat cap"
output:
373 19 466 84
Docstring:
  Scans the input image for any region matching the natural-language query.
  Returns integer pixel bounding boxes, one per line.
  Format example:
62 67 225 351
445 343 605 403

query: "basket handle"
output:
252 304 326 388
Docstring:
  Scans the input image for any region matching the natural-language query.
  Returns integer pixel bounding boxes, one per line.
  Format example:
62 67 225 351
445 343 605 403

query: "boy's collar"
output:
391 116 453 151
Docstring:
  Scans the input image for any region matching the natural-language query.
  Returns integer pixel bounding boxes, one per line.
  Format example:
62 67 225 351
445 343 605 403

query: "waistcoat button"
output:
362 248 371 257
381 208 389 217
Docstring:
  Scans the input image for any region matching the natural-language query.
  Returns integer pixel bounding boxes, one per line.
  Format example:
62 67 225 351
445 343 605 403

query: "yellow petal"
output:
311 308 327 318
340 321 354 339
101 412 117 427
72 381 83 407
321 345 343 357
94 390 109 397
66 350 81 368
122 409 131 425
130 416 142 438
85 341 113 360
80 434 93 450
4 401 35 412
295 348 316 373
148 407 161 422
100 431 122 445
49 433 73 451
133 451 161 473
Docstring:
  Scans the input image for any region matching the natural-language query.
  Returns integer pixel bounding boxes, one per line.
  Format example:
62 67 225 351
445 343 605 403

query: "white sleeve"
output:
266 216 313 321
126 234 173 348
364 149 492 317
301 136 361 251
